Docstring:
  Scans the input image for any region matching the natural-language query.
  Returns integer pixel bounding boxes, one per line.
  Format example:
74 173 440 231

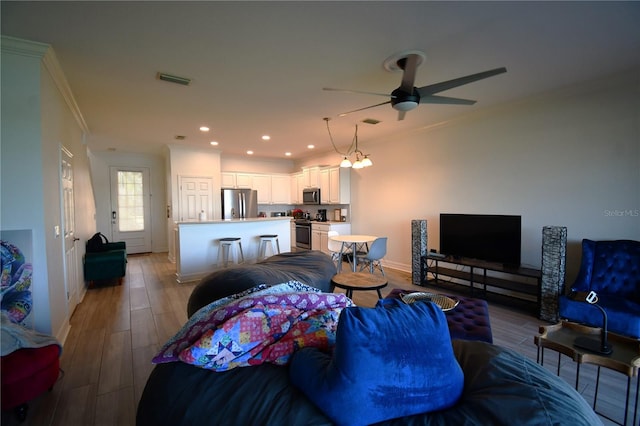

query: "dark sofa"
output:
137 250 601 425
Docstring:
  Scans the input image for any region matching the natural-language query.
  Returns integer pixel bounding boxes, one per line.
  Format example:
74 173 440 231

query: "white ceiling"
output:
2 1 639 160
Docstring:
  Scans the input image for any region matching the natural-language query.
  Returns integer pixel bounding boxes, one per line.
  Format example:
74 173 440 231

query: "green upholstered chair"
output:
83 241 127 287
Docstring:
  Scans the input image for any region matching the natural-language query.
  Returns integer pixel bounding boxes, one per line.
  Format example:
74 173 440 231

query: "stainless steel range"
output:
294 219 312 249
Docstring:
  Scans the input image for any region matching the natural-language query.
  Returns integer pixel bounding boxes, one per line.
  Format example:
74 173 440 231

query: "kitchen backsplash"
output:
257 204 349 221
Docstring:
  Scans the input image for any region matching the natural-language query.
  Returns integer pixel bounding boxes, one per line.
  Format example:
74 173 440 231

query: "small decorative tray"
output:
399 292 459 311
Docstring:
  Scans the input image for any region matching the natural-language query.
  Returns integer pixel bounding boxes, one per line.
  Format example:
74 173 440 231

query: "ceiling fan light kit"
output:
324 118 373 169
340 157 352 168
324 50 506 121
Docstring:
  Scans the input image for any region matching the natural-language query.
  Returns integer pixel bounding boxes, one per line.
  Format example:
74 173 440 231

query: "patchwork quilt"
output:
153 281 353 371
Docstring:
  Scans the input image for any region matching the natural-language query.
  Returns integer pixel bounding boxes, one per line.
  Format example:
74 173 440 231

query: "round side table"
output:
331 272 388 299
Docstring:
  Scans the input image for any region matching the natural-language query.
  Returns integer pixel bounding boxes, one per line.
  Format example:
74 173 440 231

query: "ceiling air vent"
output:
157 72 191 86
175 135 186 140
362 118 381 125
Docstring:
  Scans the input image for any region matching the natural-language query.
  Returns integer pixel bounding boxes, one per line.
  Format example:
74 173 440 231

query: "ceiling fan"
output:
323 50 507 121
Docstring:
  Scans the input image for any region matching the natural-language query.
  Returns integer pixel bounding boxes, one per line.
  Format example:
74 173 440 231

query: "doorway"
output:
61 146 79 315
109 167 152 254
178 175 213 222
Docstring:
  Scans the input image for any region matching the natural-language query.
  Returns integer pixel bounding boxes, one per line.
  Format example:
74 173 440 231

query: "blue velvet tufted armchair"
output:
559 239 640 339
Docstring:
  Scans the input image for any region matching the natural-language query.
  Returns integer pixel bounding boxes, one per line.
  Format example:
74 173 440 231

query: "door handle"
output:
112 211 117 220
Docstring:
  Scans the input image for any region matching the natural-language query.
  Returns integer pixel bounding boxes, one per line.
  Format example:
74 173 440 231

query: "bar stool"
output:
258 234 280 259
218 237 244 267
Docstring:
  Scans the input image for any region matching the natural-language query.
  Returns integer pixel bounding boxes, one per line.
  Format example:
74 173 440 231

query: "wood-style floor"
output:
1 252 631 426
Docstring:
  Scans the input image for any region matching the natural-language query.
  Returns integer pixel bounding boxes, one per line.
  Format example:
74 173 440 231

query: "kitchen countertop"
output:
311 221 351 224
176 217 292 225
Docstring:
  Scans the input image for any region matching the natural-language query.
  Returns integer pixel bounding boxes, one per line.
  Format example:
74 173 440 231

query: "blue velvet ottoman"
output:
386 289 493 343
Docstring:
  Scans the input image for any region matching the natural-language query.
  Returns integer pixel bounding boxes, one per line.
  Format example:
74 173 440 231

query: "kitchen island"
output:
175 217 292 283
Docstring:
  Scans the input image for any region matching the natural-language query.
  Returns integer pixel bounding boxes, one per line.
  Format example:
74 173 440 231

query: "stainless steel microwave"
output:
302 187 321 205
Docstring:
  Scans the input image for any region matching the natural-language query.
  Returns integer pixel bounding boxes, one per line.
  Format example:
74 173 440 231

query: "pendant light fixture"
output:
324 118 373 169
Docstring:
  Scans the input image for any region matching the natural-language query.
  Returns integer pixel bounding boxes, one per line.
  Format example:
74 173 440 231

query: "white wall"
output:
221 155 294 174
166 144 222 219
165 145 222 260
1 37 93 339
1 41 51 333
298 70 640 282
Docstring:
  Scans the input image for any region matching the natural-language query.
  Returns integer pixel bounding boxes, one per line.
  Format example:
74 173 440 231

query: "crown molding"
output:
42 48 90 134
2 35 90 135
1 35 49 57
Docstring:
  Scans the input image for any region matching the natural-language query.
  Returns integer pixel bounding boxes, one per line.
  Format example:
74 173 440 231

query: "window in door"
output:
117 170 145 232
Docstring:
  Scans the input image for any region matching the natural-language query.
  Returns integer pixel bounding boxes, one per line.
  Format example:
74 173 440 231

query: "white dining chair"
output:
356 237 387 276
327 231 351 272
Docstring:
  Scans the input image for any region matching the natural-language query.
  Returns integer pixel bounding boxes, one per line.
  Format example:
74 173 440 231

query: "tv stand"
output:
421 255 542 316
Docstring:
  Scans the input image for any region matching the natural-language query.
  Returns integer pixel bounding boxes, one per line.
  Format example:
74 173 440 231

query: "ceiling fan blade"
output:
421 95 477 105
323 87 394 98
337 100 391 117
397 110 407 121
399 53 419 93
417 67 507 97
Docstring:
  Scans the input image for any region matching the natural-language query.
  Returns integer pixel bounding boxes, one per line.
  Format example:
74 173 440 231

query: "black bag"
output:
87 232 109 253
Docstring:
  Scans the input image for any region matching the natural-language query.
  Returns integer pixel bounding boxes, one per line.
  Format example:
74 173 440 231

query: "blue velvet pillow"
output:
289 298 464 426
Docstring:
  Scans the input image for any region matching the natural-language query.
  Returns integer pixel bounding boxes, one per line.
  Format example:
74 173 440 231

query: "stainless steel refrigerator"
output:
221 189 258 219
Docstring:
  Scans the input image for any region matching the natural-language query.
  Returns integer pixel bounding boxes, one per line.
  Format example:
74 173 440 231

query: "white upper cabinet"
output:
251 174 272 204
291 172 306 203
235 173 253 188
223 165 348 205
220 172 236 188
290 173 301 204
271 174 291 204
302 166 320 188
320 168 330 203
221 172 290 204
320 166 350 204
221 172 252 189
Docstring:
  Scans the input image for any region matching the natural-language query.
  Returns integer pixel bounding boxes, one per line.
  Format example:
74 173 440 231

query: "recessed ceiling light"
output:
307 144 315 149
285 152 292 156
247 150 254 155
210 141 219 146
200 126 210 132
261 135 271 141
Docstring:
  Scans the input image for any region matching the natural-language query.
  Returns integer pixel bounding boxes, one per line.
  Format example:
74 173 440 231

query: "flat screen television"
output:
439 214 521 266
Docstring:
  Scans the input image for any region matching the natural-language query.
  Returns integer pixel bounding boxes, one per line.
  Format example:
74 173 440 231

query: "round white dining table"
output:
329 234 377 272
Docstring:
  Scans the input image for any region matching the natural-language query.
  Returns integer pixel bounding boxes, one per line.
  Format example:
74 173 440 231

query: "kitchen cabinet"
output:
291 173 306 203
222 172 290 204
271 174 290 204
251 174 271 204
290 173 301 203
319 166 350 204
236 173 253 188
311 222 351 254
302 166 320 188
221 172 252 189
311 225 327 255
320 169 330 203
221 172 235 188
290 220 296 249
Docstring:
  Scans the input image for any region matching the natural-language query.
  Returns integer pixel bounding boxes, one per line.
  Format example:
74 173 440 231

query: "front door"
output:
109 167 152 254
61 147 79 314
